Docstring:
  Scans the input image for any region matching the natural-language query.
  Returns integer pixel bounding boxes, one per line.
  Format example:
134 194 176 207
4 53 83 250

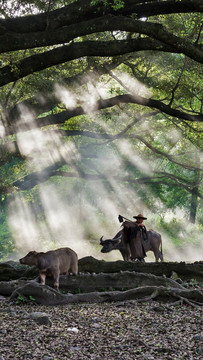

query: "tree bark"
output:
0 39 176 87
1 1 202 36
1 257 202 305
1 258 203 283
5 94 203 135
1 1 203 86
8 282 203 306
78 257 203 282
189 168 201 223
0 270 185 296
1 14 202 58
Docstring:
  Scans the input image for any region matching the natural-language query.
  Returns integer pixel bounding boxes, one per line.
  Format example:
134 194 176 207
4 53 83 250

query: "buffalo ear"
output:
116 239 122 244
112 238 121 245
112 234 122 242
28 251 37 255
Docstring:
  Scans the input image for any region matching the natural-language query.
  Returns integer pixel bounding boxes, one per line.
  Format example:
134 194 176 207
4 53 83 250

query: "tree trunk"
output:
189 166 200 224
189 192 198 223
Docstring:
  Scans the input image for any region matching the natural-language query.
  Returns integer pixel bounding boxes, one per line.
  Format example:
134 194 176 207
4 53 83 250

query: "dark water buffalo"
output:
19 247 78 291
100 229 163 262
100 231 131 261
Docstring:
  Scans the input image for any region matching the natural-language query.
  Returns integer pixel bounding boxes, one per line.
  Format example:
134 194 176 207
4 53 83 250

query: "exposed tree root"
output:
7 282 203 306
0 258 202 306
1 258 203 283
134 289 161 303
170 294 203 308
0 270 186 296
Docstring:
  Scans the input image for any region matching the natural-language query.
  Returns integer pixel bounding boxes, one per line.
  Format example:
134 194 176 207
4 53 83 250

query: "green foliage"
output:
0 158 26 189
157 216 203 248
188 279 199 287
16 295 35 304
159 217 182 246
0 2 202 261
91 0 124 10
0 207 15 260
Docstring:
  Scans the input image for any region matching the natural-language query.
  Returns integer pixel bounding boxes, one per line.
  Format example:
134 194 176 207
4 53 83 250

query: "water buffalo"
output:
100 228 163 262
19 247 78 291
100 231 131 261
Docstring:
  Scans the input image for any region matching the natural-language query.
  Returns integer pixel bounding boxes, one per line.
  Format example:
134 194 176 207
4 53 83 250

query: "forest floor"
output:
0 297 202 360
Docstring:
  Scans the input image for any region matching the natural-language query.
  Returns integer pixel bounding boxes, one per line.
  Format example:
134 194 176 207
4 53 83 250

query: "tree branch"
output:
12 162 203 199
0 38 179 87
5 94 201 139
134 136 202 171
0 0 202 36
1 14 203 60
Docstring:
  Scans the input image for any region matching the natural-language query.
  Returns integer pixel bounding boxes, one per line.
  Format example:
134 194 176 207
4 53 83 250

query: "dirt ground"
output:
0 298 202 360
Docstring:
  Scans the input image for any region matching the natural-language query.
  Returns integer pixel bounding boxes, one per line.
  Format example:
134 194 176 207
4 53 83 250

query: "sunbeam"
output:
4 70 202 262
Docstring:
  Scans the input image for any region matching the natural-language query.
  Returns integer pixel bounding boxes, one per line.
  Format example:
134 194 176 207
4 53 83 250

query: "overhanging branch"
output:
0 0 202 36
1 14 203 59
0 38 177 87
4 93 202 137
12 164 203 199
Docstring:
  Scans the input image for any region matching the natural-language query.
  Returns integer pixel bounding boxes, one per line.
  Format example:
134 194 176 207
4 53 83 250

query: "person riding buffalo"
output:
133 213 148 241
119 213 147 262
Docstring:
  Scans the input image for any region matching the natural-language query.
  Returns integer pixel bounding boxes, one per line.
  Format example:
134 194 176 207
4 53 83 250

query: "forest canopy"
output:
0 0 202 260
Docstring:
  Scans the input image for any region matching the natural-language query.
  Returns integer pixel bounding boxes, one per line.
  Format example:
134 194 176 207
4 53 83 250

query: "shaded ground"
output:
0 298 202 360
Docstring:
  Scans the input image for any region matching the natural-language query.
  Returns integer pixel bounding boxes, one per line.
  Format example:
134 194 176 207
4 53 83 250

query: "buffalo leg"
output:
154 251 164 262
70 262 78 275
40 273 46 285
121 243 131 261
159 251 164 262
53 271 60 291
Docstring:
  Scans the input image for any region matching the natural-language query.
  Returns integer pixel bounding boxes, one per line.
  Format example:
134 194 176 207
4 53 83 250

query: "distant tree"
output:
0 0 202 222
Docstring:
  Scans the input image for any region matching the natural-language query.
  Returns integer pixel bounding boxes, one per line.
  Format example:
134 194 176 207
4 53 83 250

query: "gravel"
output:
0 299 202 360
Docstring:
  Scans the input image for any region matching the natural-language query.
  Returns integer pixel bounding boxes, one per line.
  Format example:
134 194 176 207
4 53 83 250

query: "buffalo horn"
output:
100 236 105 244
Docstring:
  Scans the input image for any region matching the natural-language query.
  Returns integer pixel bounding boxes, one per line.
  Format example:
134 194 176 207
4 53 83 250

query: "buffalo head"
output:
100 235 122 253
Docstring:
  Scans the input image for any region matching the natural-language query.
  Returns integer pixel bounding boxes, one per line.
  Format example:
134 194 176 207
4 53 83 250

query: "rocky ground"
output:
0 297 202 360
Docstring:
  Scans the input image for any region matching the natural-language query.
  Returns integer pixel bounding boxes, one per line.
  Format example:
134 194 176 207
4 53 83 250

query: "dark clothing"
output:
135 221 147 258
136 223 148 241
122 221 146 260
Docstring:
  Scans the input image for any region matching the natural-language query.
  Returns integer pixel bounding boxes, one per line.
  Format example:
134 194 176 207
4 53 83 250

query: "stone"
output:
193 335 203 342
29 312 52 326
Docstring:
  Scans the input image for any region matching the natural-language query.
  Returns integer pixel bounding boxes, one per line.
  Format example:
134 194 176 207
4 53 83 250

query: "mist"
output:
5 70 202 263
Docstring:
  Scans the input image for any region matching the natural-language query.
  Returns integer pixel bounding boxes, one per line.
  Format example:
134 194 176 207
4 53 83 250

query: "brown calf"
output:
20 247 78 291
